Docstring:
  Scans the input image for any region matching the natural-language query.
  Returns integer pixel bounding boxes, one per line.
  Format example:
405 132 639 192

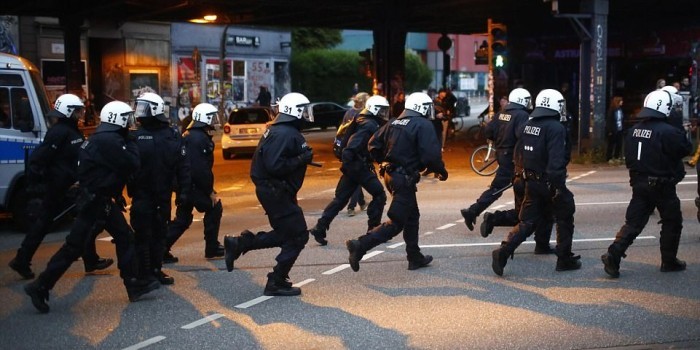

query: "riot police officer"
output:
491 89 581 276
308 95 389 245
345 92 448 272
601 89 692 278
223 92 314 296
9 94 113 280
24 101 160 313
164 103 225 262
128 93 191 285
460 89 532 230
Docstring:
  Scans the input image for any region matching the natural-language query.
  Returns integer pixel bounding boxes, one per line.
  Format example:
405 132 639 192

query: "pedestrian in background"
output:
605 96 625 163
344 92 369 216
224 92 314 296
601 90 692 278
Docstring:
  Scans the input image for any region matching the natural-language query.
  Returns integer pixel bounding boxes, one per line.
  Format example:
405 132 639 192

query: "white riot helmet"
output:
188 103 219 129
507 88 532 109
135 92 168 122
660 85 683 109
49 93 84 120
272 92 311 124
97 101 134 132
362 95 390 121
638 90 673 119
403 92 434 119
530 89 566 118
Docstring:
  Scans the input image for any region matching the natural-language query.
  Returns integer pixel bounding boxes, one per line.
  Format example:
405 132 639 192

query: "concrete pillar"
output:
59 15 84 97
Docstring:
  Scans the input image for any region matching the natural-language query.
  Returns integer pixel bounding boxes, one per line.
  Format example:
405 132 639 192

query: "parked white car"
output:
220 106 274 159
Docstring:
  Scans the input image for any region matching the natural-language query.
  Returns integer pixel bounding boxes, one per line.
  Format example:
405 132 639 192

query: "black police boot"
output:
346 239 364 272
224 230 253 272
601 248 624 278
263 272 301 296
163 251 179 264
9 258 35 280
156 269 174 285
491 246 510 276
24 280 49 313
408 255 433 270
479 212 495 238
534 244 555 255
124 277 161 302
660 258 686 272
309 221 329 246
84 258 114 273
460 208 477 231
556 254 582 271
205 244 225 259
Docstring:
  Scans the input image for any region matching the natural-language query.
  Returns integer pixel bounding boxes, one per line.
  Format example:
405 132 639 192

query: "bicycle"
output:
465 107 489 142
470 140 499 176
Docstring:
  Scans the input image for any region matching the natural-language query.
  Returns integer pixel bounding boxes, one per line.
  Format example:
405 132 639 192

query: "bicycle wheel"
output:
470 145 499 176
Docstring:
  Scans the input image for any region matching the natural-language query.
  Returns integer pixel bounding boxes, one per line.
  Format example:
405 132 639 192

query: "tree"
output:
291 28 342 51
404 51 432 93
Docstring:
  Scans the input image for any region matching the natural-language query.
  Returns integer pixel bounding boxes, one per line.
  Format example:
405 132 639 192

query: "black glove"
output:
436 168 449 181
298 147 314 165
115 195 128 212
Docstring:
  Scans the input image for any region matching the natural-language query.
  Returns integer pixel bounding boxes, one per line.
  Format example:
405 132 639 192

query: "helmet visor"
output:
300 104 312 123
376 106 389 121
135 100 154 118
425 103 435 120
67 105 85 120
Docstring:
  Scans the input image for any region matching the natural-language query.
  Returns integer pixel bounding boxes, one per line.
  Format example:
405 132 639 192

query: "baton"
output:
53 203 77 222
491 183 513 197
309 161 323 168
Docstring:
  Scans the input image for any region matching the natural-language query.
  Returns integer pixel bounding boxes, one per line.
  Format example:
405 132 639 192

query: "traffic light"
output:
358 48 373 78
489 22 507 69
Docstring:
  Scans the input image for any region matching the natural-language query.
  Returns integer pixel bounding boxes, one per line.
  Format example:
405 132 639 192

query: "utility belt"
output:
630 171 675 186
379 162 419 181
523 169 547 182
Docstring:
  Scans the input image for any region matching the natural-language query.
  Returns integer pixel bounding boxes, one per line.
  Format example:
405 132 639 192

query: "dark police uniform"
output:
25 123 159 313
129 119 190 283
224 115 312 295
461 102 529 230
602 108 691 277
165 124 223 258
346 109 447 271
309 113 387 245
492 101 579 276
10 117 87 278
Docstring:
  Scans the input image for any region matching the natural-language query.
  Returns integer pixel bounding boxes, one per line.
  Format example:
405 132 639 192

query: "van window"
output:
228 109 271 124
0 88 10 129
12 88 34 131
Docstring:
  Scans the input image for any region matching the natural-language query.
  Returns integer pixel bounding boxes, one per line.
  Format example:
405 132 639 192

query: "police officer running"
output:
491 89 581 276
601 89 692 278
24 101 160 313
164 104 225 262
10 94 113 279
308 95 389 245
346 92 448 272
223 92 314 296
128 93 191 285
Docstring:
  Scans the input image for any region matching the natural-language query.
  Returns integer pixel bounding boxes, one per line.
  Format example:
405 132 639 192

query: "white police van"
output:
0 53 52 230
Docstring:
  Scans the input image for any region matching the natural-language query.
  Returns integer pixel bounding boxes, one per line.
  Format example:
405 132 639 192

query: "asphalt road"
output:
1 109 700 349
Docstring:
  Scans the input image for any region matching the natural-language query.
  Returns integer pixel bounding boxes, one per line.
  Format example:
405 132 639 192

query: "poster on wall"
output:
247 60 273 105
129 71 159 99
176 56 201 117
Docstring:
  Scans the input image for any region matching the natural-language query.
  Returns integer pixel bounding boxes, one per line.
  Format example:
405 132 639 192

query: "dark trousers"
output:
247 185 309 277
131 198 171 275
489 174 553 246
504 180 575 258
37 193 137 290
609 176 682 262
347 186 365 210
16 186 100 267
467 150 514 215
606 131 623 160
319 164 386 230
166 189 222 251
358 170 424 262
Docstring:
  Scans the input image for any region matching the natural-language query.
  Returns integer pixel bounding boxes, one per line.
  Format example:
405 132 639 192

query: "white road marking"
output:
181 314 225 329
122 336 166 350
387 242 405 248
436 223 456 230
235 296 274 309
293 278 315 287
322 265 350 275
362 250 384 260
419 236 655 248
424 231 434 235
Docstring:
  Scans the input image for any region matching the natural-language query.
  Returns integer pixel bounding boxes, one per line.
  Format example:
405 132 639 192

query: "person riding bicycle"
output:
461 88 531 232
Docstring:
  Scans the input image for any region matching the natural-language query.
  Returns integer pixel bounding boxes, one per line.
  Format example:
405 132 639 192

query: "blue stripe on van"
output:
0 136 39 164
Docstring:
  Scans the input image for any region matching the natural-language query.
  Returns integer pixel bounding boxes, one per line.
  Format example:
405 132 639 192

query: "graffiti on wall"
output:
0 16 18 55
